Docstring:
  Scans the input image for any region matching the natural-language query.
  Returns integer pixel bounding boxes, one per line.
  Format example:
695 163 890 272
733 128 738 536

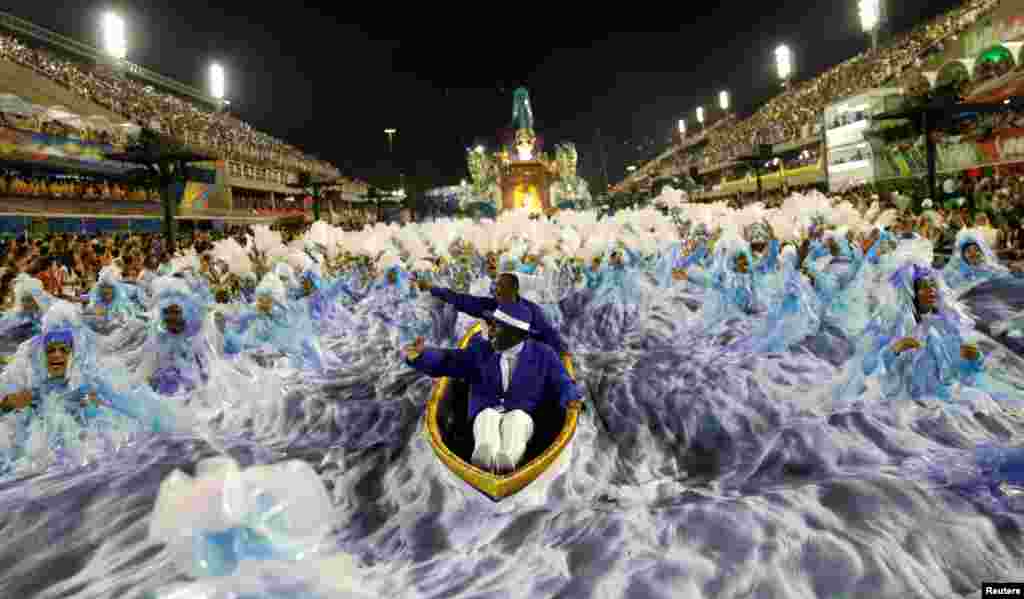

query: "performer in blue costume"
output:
294 261 356 329
84 266 145 328
118 276 212 396
942 227 1023 296
682 234 770 327
0 301 190 451
0 275 54 345
403 303 579 473
849 262 1012 412
224 273 323 371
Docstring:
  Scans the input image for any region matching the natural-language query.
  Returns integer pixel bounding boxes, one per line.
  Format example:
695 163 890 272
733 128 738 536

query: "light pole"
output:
384 128 397 154
719 90 730 114
775 44 793 88
859 0 881 52
678 118 686 138
696 106 705 132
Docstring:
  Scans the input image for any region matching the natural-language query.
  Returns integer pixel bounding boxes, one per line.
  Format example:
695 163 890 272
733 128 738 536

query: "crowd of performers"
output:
1 189 1023 479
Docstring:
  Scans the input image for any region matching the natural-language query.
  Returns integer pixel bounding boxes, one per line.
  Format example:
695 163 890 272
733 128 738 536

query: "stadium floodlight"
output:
678 118 686 136
775 44 793 82
101 12 127 60
859 0 881 50
210 63 226 100
719 90 730 112
384 128 397 153
696 106 705 125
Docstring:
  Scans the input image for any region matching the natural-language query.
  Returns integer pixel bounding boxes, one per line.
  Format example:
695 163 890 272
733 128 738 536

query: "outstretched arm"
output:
428 286 497 319
404 336 481 382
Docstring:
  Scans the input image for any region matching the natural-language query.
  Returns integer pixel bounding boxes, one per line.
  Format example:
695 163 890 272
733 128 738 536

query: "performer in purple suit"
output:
403 302 580 474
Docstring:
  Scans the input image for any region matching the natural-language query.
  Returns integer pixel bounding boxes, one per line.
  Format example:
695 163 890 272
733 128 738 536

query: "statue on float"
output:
551 142 592 210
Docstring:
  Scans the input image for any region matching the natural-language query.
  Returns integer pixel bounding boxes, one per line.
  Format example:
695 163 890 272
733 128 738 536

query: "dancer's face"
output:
257 295 274 313
163 304 186 334
916 278 938 310
46 342 71 378
495 274 518 304
100 285 114 304
963 243 984 267
734 254 750 274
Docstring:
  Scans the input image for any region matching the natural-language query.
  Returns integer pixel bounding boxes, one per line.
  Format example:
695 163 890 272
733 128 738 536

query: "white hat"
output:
489 304 532 333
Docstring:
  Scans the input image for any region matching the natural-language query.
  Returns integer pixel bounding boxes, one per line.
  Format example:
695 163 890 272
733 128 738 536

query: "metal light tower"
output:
859 0 881 52
384 128 397 154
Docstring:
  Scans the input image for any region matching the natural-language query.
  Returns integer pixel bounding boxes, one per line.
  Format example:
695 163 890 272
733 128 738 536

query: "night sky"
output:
5 1 966 195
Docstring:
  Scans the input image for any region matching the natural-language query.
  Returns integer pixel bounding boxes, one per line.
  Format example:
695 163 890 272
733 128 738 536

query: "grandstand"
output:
0 12 369 234
614 0 1013 200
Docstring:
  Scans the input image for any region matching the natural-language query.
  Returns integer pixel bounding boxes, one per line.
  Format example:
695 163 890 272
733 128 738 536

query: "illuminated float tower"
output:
463 88 589 217
498 88 554 215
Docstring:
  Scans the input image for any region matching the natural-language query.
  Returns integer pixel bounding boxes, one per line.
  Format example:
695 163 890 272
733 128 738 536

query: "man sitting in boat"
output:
416 272 568 358
403 303 580 474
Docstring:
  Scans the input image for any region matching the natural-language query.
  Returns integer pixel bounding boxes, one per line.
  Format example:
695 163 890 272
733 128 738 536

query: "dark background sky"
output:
4 1 965 194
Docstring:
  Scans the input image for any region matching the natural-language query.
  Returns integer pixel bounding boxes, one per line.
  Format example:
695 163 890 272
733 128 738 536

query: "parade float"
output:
461 87 591 218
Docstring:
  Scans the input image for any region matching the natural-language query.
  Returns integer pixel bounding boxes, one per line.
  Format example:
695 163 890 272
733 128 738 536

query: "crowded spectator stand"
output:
0 28 339 178
616 0 1000 194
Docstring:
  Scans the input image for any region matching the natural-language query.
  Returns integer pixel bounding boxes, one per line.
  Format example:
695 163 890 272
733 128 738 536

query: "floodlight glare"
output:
678 118 686 135
775 45 793 80
696 106 704 124
859 0 880 33
210 63 226 100
719 90 730 111
102 12 127 60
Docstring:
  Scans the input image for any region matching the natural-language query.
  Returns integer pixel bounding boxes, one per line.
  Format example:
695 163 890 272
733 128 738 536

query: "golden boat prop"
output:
424 322 579 501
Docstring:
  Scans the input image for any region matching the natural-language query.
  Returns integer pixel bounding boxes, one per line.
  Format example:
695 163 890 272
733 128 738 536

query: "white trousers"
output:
471 408 534 474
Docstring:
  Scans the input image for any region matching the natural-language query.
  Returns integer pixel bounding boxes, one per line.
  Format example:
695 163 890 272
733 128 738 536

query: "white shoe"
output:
495 451 517 474
472 445 497 472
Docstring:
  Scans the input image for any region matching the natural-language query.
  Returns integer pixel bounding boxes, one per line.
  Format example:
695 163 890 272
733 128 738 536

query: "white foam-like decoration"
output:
170 250 199 275
377 252 402 272
286 251 313 274
149 456 333 579
255 272 287 303
411 258 435 273
98 265 123 285
13 273 43 299
151 276 192 301
41 299 82 332
251 225 283 253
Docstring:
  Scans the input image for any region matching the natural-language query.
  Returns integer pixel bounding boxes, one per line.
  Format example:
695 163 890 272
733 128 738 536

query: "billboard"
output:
0 126 132 173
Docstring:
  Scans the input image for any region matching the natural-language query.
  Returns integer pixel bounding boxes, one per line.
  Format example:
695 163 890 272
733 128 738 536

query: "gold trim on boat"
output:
424 322 579 501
